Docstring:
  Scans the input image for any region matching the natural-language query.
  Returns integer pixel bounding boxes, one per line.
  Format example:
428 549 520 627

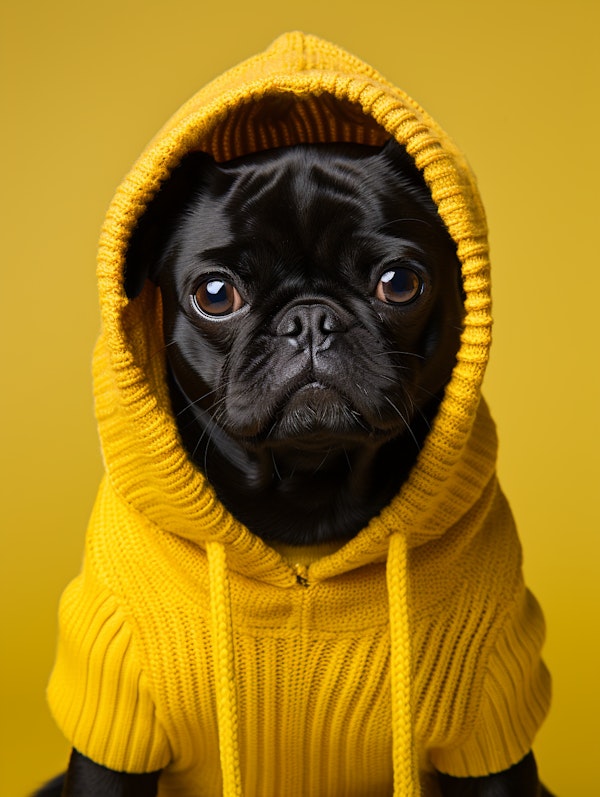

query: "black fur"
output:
133 140 465 545
438 752 556 797
35 141 548 796
33 750 160 796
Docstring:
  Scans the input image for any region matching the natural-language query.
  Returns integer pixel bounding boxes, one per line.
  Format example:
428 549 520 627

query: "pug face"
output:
126 141 464 543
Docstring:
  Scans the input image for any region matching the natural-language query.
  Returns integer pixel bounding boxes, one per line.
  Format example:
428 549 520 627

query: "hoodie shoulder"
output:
47 572 170 773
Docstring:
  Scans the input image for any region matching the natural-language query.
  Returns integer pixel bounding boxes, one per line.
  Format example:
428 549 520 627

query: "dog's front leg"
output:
59 749 161 797
437 751 554 796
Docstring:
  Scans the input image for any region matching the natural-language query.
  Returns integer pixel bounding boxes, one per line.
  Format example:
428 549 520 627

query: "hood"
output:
95 31 494 582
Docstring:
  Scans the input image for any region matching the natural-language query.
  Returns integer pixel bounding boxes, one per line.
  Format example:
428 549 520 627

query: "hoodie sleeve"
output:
47 572 171 774
429 588 551 778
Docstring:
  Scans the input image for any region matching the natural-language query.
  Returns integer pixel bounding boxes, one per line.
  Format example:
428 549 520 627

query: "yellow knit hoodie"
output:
47 32 551 797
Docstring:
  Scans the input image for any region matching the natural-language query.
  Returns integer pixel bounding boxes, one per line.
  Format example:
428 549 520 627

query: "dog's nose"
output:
276 303 345 351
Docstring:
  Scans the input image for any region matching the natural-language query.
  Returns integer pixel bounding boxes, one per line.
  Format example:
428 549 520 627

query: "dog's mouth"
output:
259 381 377 448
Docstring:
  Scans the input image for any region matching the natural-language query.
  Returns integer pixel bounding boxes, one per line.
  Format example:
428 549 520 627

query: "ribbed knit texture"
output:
47 32 551 796
387 533 419 796
207 542 243 797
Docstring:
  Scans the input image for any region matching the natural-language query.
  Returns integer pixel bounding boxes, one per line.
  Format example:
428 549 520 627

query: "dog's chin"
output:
242 383 397 454
268 384 362 446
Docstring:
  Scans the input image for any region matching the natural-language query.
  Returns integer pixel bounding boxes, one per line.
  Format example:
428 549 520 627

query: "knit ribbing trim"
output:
207 542 243 796
429 587 551 778
47 585 171 774
387 532 420 796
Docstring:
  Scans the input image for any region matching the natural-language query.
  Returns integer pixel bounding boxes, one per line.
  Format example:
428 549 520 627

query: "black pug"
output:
34 140 549 796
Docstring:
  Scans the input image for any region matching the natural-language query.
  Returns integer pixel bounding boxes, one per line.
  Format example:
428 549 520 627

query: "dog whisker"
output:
176 389 226 418
383 395 421 452
313 450 334 474
270 450 282 481
372 350 426 361
377 217 433 231
343 448 353 472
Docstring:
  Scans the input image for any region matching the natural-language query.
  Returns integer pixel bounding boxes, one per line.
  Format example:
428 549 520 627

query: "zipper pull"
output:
293 563 310 587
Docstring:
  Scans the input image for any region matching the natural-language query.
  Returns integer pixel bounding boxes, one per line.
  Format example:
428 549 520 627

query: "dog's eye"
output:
376 267 422 305
192 278 245 317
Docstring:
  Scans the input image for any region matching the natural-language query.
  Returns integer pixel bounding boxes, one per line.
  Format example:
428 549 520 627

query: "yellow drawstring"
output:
387 532 421 796
207 541 243 796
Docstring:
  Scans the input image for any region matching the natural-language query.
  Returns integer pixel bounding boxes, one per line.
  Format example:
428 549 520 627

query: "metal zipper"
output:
293 563 310 587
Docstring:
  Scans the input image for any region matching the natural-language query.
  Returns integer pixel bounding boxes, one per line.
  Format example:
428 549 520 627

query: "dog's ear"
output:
124 151 214 298
380 137 424 181
379 137 446 219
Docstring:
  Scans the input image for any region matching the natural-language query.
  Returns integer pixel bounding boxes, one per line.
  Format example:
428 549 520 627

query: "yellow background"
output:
2 1 598 794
